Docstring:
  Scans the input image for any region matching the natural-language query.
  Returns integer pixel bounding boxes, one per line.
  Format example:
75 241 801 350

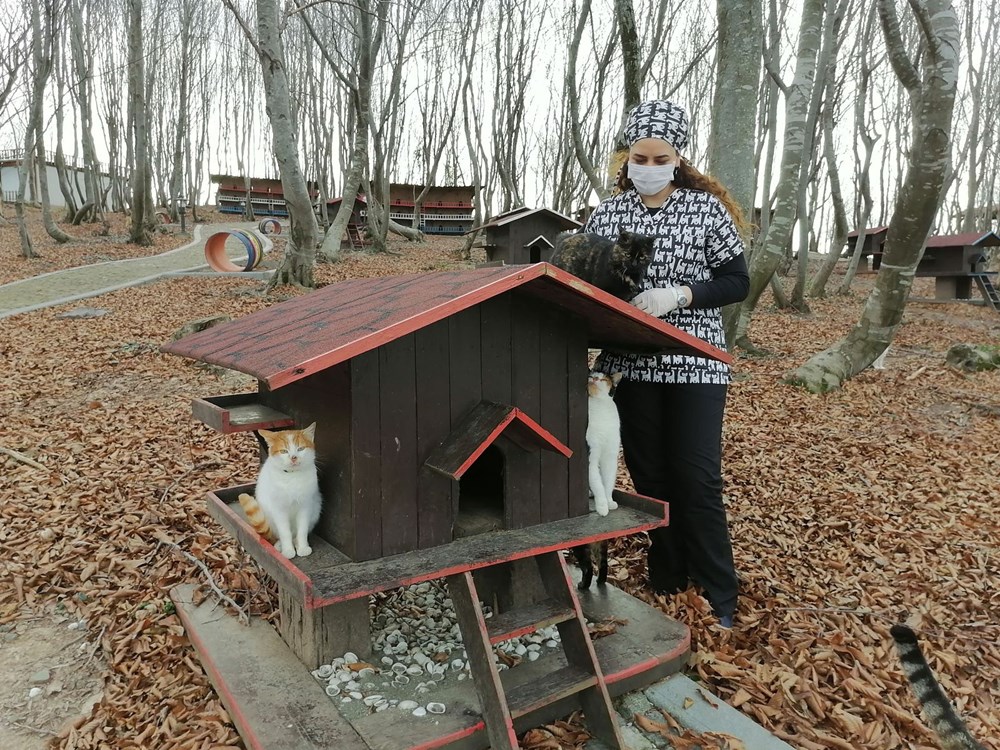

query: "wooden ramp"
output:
171 584 368 750
172 577 689 750
972 273 1000 311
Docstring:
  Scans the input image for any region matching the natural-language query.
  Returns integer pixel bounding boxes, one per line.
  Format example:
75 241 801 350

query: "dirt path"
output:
0 222 269 319
0 609 106 748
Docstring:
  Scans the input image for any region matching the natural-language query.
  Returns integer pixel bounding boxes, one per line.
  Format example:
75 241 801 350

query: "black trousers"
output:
613 379 737 618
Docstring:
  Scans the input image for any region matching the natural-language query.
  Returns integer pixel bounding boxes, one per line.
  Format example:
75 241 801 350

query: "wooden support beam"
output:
278 586 371 669
447 571 520 750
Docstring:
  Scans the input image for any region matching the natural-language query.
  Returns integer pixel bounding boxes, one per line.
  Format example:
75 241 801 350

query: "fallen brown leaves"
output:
1 235 998 749
634 709 746 749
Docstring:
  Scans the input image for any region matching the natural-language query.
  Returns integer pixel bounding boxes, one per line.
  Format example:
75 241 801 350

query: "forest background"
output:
2 0 998 388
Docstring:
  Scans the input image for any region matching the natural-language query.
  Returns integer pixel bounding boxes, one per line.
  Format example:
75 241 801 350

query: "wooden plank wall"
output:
509 298 542 528
265 294 591 562
447 306 483 485
565 323 590 518
350 352 382 560
538 309 570 523
379 335 419 556
263 367 357 558
415 324 454 550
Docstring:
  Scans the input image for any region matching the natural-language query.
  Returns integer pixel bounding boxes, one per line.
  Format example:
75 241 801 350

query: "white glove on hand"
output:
631 287 680 317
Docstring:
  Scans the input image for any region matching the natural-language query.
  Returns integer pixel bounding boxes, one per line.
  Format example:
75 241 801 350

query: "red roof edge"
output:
925 231 1000 248
539 264 732 366
424 400 572 481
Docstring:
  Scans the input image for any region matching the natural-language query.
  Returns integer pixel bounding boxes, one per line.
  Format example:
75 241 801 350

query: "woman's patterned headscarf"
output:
623 99 689 152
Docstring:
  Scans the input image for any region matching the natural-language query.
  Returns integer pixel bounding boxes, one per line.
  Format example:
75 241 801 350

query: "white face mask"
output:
628 162 676 196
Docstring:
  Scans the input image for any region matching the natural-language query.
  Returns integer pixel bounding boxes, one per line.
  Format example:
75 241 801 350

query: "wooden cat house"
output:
470 208 581 265
162 263 730 750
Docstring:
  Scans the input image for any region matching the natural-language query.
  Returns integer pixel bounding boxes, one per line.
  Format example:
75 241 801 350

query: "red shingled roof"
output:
162 263 730 389
846 226 889 238
925 231 1000 248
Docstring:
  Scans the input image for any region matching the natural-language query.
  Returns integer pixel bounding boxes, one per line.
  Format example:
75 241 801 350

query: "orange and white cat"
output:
238 423 322 559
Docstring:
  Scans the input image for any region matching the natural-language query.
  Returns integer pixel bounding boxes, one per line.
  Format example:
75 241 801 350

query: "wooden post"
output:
278 587 371 669
447 571 519 750
478 558 548 614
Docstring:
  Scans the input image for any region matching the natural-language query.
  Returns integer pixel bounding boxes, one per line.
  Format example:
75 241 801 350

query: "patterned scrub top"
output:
584 187 745 385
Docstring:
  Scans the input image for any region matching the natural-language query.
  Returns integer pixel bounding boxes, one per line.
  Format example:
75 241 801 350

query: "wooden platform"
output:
172 578 689 750
207 485 668 608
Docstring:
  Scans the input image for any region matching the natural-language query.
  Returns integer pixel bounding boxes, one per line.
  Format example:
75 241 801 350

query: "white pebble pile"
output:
311 580 564 717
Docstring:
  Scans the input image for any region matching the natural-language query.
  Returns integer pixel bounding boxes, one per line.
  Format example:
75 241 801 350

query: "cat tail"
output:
238 493 275 543
890 624 984 750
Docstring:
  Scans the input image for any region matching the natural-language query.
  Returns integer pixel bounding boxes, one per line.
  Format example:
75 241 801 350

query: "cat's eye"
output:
277 449 288 454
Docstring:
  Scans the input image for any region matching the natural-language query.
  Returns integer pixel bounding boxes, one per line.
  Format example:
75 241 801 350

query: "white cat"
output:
586 371 623 517
238 423 323 559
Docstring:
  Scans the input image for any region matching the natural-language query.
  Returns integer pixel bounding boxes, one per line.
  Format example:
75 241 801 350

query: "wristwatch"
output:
675 287 689 308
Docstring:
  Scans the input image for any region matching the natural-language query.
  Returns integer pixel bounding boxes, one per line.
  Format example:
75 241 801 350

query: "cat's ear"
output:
617 230 631 246
302 422 317 441
611 372 623 386
258 429 278 448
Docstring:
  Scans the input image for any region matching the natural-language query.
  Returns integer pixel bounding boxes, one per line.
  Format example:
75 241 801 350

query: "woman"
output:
584 99 749 628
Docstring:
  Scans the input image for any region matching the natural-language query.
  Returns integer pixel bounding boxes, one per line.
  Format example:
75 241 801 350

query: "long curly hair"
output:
609 149 751 239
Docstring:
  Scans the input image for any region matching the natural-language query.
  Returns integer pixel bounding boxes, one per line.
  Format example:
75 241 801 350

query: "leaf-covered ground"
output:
0 226 997 749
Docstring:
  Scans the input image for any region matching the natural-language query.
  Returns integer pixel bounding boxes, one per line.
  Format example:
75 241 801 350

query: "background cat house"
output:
468 207 582 265
162 263 729 565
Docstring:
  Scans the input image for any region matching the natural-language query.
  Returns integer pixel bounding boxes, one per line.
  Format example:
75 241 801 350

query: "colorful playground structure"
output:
204 230 266 273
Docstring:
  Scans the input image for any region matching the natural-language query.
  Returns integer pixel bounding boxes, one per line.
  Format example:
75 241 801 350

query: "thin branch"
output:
876 0 921 91
296 3 358 96
662 28 719 101
219 0 263 57
286 0 372 17
160 536 250 625
761 38 790 96
907 0 941 60
0 445 50 472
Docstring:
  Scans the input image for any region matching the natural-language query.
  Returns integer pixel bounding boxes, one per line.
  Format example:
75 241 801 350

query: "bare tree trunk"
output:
837 39 880 297
708 0 762 348
168 0 193 221
808 75 851 298
17 0 57 259
789 0 960 392
307 0 384 261
790 0 839 311
491 0 544 211
959 0 993 231
243 0 320 287
128 0 154 245
53 38 79 221
615 0 642 115
458 0 487 259
734 0 826 343
16 146 37 259
566 0 610 201
69 0 103 223
366 0 423 254
37 127 72 243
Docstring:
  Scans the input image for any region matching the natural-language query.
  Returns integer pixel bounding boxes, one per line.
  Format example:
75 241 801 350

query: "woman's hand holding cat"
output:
631 286 688 317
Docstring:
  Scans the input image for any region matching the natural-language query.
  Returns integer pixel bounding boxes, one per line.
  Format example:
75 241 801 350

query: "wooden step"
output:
506 664 597 719
486 600 575 644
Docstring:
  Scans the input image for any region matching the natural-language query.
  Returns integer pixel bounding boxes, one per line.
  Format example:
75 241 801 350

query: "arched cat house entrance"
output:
423 400 572 539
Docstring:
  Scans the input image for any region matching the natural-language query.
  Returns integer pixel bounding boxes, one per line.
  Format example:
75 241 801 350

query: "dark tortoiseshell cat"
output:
890 624 985 750
550 230 655 300
572 541 609 590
